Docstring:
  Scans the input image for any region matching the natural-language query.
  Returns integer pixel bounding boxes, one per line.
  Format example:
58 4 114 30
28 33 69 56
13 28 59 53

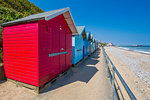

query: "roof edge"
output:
75 26 86 36
0 17 44 27
0 7 78 35
45 8 69 21
67 7 78 35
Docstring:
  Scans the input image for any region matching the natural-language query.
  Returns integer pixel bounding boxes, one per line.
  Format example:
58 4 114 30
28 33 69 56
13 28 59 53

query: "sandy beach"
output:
105 46 150 100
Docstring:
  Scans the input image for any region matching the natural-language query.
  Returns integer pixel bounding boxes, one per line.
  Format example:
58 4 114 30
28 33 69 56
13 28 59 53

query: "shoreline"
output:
105 47 150 100
115 46 150 55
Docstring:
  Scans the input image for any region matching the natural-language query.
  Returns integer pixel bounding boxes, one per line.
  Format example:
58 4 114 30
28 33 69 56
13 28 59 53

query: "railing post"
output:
103 47 137 100
112 67 115 100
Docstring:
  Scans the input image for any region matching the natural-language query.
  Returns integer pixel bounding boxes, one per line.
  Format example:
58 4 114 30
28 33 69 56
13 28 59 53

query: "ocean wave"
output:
118 47 150 54
133 50 150 54
117 47 130 50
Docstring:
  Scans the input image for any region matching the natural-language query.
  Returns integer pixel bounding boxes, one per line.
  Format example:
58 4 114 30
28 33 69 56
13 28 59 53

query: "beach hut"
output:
72 26 85 64
79 27 89 58
91 35 94 53
1 7 78 90
94 39 96 50
92 38 95 52
79 26 88 58
86 32 91 55
96 41 99 49
94 40 96 51
94 39 96 51
93 39 95 52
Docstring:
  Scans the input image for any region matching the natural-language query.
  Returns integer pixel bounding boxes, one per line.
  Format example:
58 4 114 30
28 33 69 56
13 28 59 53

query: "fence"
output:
102 47 136 100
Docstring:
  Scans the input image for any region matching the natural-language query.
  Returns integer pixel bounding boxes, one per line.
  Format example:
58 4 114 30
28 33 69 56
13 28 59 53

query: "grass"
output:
0 48 3 63
0 27 3 64
100 42 107 47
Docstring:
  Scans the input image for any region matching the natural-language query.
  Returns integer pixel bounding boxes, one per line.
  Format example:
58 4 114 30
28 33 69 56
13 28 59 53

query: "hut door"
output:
52 28 60 75
59 28 66 72
65 28 72 69
83 40 86 58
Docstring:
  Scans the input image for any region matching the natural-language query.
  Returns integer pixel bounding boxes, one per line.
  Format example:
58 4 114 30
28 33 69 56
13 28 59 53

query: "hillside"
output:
0 0 44 24
0 0 44 62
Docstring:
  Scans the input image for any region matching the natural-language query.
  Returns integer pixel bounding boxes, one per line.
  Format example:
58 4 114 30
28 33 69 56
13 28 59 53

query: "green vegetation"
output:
100 42 107 47
0 0 44 17
0 0 44 63
0 27 2 63
0 6 24 24
0 48 2 63
0 0 44 24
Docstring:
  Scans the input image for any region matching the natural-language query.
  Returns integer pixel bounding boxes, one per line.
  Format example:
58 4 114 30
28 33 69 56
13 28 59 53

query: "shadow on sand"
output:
41 49 101 94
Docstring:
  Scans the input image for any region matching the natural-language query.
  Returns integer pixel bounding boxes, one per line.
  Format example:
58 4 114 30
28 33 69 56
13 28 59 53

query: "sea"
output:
118 46 150 54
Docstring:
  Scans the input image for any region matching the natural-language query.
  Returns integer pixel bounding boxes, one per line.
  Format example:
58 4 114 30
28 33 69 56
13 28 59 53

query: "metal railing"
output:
102 47 137 100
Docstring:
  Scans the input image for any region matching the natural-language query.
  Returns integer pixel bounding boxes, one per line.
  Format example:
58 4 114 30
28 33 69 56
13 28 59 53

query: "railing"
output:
102 47 137 100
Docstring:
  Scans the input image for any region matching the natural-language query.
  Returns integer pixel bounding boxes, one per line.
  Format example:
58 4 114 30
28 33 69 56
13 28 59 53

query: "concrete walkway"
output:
0 48 112 100
35 48 112 100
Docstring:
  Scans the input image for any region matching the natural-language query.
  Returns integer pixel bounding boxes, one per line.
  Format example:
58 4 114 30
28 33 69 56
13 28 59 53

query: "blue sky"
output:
29 0 150 45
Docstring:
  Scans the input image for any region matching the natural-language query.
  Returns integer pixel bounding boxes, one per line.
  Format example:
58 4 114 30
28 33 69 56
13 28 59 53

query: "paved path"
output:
35 48 112 100
0 48 112 100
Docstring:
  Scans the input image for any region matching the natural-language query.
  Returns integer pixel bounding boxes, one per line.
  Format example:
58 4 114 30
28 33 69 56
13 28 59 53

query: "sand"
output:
0 49 112 100
105 46 150 100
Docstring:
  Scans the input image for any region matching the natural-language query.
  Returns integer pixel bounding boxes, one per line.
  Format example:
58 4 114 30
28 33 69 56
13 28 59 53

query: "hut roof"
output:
91 34 93 42
0 7 78 35
76 26 87 39
76 26 85 34
86 32 91 41
94 39 96 43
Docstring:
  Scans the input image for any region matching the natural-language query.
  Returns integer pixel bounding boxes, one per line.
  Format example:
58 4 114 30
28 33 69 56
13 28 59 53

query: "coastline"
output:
105 47 150 100
117 46 150 55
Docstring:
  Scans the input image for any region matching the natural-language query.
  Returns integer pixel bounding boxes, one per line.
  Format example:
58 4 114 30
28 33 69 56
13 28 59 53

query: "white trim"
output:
45 7 78 35
67 8 78 34
45 8 68 21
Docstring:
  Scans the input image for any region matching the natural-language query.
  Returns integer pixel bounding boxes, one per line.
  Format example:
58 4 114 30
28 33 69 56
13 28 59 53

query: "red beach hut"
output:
1 7 77 88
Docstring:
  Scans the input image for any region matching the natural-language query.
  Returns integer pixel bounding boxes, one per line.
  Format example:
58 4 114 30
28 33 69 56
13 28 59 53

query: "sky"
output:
29 0 150 45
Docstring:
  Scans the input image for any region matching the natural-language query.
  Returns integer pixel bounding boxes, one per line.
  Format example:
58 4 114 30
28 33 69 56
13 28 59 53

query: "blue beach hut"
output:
77 26 88 58
92 38 96 52
72 26 84 64
86 32 91 56
96 40 99 49
90 35 94 53
94 39 96 50
96 41 99 49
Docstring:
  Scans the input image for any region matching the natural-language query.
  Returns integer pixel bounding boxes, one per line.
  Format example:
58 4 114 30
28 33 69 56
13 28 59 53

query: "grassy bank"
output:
0 48 2 63
0 0 44 64
0 27 2 64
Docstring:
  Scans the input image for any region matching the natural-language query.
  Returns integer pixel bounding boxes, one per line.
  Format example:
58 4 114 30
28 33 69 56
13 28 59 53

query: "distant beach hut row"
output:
1 7 99 92
72 27 99 65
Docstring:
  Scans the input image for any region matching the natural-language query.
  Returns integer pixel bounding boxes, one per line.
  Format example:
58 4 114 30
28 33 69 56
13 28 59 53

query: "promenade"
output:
0 48 112 100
